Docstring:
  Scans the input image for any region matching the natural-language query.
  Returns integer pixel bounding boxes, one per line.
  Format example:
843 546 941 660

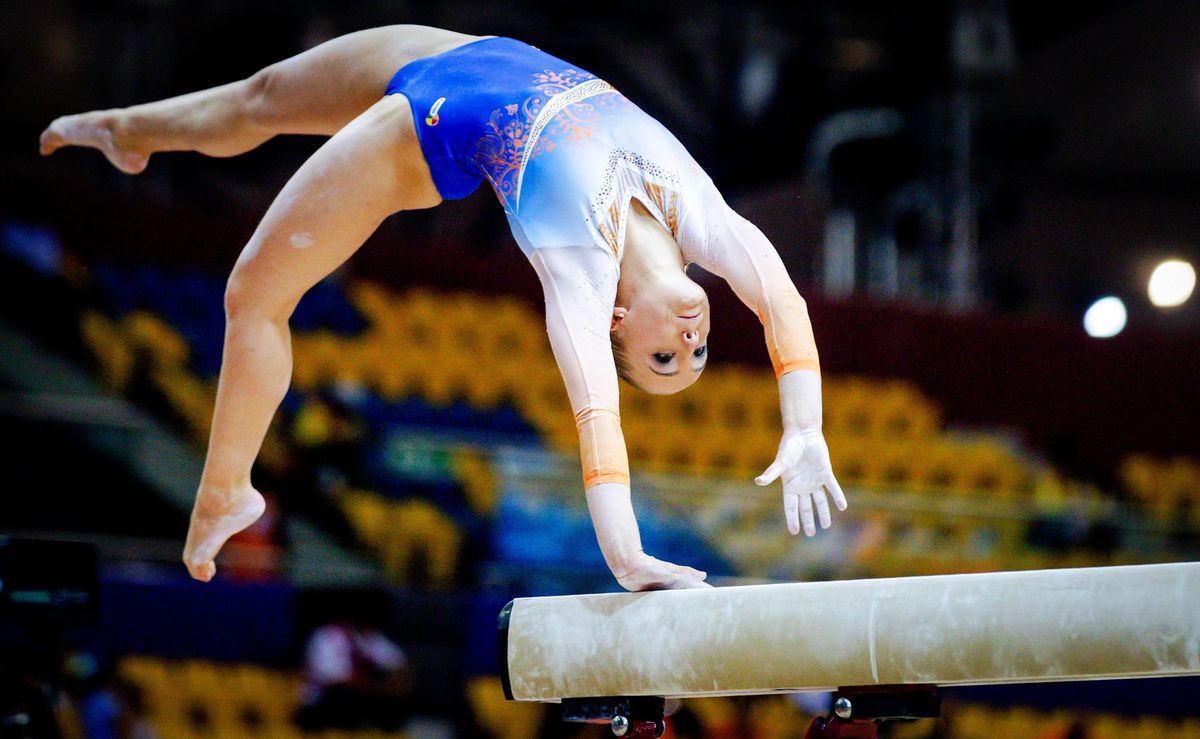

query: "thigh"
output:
227 94 439 317
254 25 482 135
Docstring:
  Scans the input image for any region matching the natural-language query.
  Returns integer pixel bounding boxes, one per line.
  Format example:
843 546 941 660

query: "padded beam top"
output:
501 562 1200 701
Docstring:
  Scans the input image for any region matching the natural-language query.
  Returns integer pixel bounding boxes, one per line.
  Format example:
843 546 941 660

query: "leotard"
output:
386 37 819 488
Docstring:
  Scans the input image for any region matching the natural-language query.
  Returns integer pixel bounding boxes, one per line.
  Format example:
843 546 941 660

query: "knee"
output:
223 266 256 319
224 260 290 322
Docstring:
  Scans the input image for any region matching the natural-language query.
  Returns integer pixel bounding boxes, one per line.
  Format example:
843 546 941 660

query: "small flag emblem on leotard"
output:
426 97 446 126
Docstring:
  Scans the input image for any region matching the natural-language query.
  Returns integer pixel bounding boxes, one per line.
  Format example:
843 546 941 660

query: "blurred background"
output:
1 0 1199 737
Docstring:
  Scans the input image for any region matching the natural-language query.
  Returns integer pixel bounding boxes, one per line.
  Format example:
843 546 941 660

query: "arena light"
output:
1083 296 1126 338
1147 259 1196 308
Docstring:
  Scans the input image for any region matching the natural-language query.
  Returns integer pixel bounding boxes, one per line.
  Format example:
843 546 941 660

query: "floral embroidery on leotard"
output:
474 68 628 211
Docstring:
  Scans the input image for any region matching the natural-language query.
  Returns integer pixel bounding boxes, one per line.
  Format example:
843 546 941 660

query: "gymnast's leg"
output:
38 25 478 173
182 93 441 581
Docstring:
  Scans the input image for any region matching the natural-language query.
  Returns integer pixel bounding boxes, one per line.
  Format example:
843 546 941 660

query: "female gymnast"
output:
41 25 846 591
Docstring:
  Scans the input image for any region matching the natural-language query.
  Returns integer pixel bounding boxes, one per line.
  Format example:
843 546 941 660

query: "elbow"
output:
767 288 810 320
757 293 809 327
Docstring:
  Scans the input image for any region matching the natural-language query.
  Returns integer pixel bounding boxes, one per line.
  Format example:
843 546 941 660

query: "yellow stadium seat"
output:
466 675 543 739
911 442 963 495
230 665 298 729
180 659 223 692
454 448 499 516
464 372 504 409
1179 717 1200 738
954 443 1025 499
948 702 995 739
122 311 191 369
1089 713 1126 739
379 499 464 587
486 314 544 365
870 384 940 440
80 310 136 390
747 696 804 739
874 441 920 492
349 281 394 327
338 490 390 549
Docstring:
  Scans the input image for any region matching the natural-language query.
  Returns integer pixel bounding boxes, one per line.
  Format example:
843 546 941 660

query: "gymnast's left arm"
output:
679 179 847 536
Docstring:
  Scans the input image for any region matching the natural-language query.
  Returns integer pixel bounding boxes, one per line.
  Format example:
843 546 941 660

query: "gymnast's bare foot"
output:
183 481 266 582
39 111 150 174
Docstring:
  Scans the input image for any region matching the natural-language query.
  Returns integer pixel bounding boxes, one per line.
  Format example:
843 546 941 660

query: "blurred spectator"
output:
295 592 413 732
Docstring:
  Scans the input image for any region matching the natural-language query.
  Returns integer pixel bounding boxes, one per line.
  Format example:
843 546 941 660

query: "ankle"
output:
106 113 140 153
198 476 251 497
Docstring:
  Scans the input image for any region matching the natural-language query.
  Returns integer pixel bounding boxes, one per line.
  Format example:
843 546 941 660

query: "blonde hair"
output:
609 331 641 390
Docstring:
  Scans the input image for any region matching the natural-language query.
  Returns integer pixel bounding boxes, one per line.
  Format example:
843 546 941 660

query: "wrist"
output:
778 369 823 431
585 482 643 575
608 550 643 579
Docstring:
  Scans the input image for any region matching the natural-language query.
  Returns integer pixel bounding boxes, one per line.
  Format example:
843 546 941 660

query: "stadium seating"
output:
118 655 410 739
73 262 1197 587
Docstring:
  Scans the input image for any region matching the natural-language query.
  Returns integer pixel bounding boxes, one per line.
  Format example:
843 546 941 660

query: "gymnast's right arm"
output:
528 246 709 591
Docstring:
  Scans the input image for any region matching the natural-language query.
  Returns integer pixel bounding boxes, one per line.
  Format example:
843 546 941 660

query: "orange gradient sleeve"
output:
529 246 632 490
757 285 821 379
678 178 820 379
576 407 631 487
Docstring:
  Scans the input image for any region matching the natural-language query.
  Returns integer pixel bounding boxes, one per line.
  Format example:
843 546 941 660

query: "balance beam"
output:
499 562 1200 703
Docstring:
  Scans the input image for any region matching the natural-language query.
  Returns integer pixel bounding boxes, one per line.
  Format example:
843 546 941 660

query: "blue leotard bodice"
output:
385 37 602 201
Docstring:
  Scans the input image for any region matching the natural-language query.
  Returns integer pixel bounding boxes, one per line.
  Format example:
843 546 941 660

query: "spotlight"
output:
1147 259 1196 308
1083 296 1126 338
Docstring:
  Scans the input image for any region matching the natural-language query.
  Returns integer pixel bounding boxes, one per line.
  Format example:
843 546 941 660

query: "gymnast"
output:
40 26 846 591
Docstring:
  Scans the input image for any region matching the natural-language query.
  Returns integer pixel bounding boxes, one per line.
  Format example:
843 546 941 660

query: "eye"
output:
652 352 674 365
693 345 707 358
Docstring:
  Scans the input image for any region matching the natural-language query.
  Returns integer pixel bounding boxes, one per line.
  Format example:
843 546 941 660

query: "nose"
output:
682 330 699 346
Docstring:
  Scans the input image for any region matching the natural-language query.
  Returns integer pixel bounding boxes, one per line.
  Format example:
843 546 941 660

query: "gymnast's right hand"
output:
585 482 711 591
612 552 710 591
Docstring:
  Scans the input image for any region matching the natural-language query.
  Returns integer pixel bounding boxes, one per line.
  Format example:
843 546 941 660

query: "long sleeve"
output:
528 245 630 488
677 178 820 378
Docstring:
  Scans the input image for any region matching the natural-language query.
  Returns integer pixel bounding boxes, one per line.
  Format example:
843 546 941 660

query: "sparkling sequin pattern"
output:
591 148 682 256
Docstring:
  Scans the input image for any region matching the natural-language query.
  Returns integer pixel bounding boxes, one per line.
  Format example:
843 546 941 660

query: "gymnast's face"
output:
612 272 711 394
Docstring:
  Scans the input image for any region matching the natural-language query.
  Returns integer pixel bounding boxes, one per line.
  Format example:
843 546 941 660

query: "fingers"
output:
787 494 816 535
828 474 848 512
658 560 708 590
798 489 815 536
619 556 710 591
755 458 784 487
668 562 707 582
786 487 834 536
814 488 832 530
783 490 800 535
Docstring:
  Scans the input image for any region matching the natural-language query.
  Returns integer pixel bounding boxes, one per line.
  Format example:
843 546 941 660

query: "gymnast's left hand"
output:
755 431 847 537
757 370 848 536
